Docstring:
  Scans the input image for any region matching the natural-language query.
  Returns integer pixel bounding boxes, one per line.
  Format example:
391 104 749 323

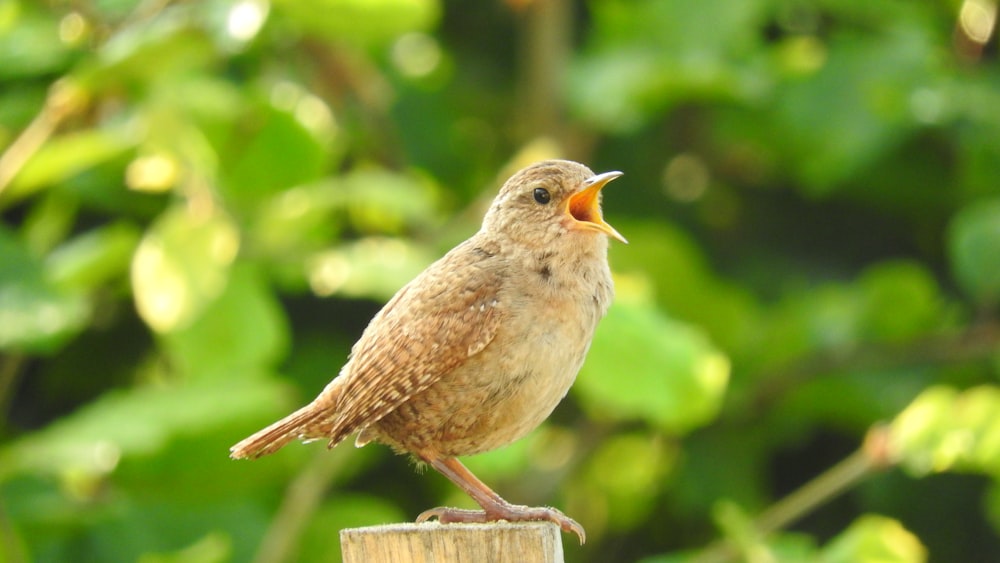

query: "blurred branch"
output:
516 0 572 144
753 426 893 536
0 80 84 198
692 426 895 563
253 447 351 563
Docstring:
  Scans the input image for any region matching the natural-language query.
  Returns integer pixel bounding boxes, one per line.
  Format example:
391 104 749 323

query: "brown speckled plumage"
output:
230 160 625 543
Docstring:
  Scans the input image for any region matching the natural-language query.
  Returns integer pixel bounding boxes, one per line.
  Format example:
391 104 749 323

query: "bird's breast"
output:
433 250 612 455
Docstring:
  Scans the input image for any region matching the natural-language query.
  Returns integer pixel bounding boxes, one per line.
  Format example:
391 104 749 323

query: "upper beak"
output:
566 170 627 244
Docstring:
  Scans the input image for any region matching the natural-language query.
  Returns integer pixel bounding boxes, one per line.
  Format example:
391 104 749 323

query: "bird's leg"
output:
416 456 586 544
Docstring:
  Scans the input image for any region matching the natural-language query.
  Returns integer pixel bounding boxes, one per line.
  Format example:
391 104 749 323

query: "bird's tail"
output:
230 404 330 460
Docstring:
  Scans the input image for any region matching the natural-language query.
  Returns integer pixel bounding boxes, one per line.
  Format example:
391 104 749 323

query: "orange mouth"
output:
566 171 627 243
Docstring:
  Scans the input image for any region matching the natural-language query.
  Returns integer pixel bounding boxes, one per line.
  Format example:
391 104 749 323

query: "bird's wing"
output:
325 243 505 447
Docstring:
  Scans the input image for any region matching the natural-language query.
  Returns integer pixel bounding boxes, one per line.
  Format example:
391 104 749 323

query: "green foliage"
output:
132 205 240 333
273 0 439 47
0 377 293 480
161 263 289 379
642 509 926 563
949 198 1000 308
0 226 89 352
570 0 769 131
11 128 136 200
891 385 1000 477
823 514 927 563
2 0 1000 561
577 295 729 433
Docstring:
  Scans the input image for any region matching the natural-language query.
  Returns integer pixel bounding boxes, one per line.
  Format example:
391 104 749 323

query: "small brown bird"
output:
230 159 625 544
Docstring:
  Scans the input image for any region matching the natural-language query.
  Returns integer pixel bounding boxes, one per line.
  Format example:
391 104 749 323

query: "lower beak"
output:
566 171 627 244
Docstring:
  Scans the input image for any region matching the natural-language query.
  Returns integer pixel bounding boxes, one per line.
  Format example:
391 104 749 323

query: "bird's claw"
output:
417 505 586 544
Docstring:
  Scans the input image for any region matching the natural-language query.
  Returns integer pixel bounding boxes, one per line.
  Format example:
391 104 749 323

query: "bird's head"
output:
483 160 626 247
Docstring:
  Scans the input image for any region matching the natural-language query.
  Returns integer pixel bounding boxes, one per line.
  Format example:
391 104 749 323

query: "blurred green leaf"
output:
252 183 347 273
0 268 89 352
610 220 762 356
21 191 78 255
253 167 440 264
7 128 136 202
76 8 218 91
161 263 289 379
570 0 770 131
679 510 925 563
462 430 533 481
221 104 329 211
0 3 75 79
131 204 240 333
856 261 945 343
145 75 245 129
2 475 272 563
138 533 231 563
0 226 89 352
272 0 439 47
822 514 927 563
949 199 1000 307
339 167 442 234
766 283 865 362
890 385 1000 477
572 433 677 532
0 376 294 480
758 261 950 381
306 237 434 301
576 298 730 434
45 222 141 291
771 25 940 192
0 84 48 145
956 115 1000 199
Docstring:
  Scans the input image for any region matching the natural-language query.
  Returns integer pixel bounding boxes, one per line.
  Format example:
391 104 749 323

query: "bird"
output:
230 159 626 544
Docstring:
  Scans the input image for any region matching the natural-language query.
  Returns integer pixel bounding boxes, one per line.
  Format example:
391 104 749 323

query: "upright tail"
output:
230 403 330 459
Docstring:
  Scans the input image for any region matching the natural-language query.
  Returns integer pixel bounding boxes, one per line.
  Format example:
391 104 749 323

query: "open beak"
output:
566 170 627 244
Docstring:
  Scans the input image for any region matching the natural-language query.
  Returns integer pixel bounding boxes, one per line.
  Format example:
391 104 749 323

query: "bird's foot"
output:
417 504 586 544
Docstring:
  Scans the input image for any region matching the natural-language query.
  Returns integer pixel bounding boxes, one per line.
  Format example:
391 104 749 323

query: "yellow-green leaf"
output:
576 299 730 434
131 205 240 333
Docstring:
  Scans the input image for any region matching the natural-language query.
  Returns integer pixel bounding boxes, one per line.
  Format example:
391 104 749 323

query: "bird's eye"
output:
533 187 551 204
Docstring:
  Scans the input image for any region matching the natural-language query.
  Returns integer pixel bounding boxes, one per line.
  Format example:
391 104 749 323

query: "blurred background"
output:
2 0 999 561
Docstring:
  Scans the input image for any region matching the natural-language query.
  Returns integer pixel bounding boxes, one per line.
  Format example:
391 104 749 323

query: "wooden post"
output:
340 521 564 563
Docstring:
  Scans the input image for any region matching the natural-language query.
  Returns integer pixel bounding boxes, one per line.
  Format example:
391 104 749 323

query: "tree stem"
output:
753 447 874 536
693 426 894 562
